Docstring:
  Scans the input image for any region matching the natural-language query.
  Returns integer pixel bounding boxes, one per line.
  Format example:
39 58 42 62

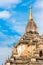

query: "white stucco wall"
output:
6 63 10 65
17 44 27 56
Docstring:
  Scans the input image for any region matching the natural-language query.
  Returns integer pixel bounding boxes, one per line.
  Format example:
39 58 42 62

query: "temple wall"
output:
17 44 28 56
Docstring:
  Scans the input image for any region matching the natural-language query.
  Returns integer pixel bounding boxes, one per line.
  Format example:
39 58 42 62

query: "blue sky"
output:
0 0 43 65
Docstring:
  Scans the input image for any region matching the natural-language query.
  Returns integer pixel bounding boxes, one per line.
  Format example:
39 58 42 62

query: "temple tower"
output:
26 7 38 34
4 7 43 65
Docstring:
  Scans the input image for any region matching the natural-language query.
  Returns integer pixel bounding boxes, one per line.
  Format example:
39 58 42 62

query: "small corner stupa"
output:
4 7 43 65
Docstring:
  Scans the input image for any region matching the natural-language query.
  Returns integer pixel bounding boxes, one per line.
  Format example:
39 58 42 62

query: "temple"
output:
4 7 43 65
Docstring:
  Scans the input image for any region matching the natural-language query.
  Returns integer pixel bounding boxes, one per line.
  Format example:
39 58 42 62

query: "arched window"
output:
39 50 42 57
14 57 16 60
10 61 13 64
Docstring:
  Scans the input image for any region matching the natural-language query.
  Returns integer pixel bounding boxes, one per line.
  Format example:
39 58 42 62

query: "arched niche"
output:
39 50 43 57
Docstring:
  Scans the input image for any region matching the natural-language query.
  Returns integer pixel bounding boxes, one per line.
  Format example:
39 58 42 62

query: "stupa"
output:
4 7 43 65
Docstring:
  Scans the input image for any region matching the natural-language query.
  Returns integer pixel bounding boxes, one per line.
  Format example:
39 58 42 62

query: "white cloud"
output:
0 0 22 8
33 0 43 34
0 11 11 19
0 47 12 65
2 37 16 46
0 32 8 40
10 21 26 34
8 17 25 34
21 1 32 6
0 31 20 47
13 25 25 34
34 0 43 8
4 35 20 46
33 11 43 35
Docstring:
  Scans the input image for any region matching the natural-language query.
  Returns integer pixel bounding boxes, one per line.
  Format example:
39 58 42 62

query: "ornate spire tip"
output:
29 6 33 20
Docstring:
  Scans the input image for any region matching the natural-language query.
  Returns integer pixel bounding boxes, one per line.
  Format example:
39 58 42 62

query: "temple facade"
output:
4 7 43 65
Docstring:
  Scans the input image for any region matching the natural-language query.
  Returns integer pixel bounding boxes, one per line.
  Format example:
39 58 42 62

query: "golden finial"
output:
29 6 33 20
